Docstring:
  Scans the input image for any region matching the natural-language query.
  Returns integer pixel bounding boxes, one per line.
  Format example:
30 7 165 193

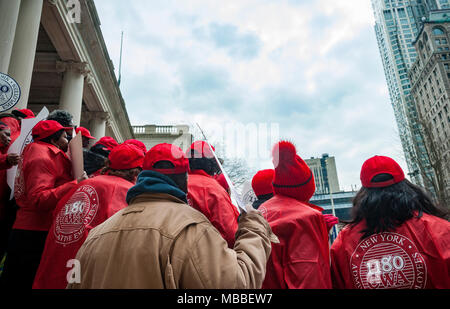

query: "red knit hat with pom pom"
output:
271 141 315 202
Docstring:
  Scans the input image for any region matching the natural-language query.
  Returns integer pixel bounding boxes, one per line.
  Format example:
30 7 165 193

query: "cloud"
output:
94 0 408 191
193 22 262 60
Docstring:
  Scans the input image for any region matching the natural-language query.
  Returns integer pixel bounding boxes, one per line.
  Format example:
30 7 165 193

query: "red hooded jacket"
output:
187 170 239 248
33 174 133 289
260 195 332 289
13 141 77 231
330 212 450 289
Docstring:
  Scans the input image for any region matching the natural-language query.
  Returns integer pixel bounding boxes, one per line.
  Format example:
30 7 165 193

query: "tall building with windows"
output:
408 9 450 202
305 154 340 195
371 0 447 192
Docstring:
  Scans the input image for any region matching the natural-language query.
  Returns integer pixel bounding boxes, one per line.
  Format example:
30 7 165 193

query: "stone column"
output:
57 61 90 127
89 111 109 146
0 0 21 73
7 0 44 110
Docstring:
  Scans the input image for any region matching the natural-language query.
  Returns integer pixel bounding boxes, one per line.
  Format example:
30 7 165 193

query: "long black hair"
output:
347 174 449 240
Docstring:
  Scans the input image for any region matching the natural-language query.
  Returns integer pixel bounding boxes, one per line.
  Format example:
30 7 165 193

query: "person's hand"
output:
237 203 259 222
323 214 339 232
77 171 88 183
245 203 260 214
6 153 20 166
238 203 279 244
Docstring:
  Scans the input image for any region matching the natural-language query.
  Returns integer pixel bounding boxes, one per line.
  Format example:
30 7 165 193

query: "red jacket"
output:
187 170 239 248
260 195 332 289
330 212 450 289
13 141 77 231
33 174 133 289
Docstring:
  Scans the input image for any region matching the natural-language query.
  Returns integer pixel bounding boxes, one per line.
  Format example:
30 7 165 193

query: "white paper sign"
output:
7 107 49 199
68 131 84 180
196 123 247 213
241 181 257 206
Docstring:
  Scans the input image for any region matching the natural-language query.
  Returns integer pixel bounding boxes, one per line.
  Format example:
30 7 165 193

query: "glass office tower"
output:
371 0 446 190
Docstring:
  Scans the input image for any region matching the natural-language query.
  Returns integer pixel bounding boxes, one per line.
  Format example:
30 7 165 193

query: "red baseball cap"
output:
94 136 119 151
185 141 215 159
13 108 35 119
76 127 96 139
252 169 275 196
124 139 147 154
32 120 72 141
360 155 405 188
108 144 145 170
144 143 190 174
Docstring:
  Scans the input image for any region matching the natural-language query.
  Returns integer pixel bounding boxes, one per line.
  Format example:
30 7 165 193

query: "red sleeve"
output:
421 215 450 288
0 153 12 170
204 187 238 248
283 213 332 289
24 156 77 212
330 231 350 289
189 186 239 248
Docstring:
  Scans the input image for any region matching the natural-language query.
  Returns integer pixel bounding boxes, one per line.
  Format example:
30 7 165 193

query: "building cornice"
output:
41 0 134 142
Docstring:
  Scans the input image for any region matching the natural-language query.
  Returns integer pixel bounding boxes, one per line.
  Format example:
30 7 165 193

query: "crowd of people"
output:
0 107 448 289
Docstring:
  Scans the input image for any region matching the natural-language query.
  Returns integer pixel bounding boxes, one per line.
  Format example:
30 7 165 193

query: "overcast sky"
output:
94 0 408 192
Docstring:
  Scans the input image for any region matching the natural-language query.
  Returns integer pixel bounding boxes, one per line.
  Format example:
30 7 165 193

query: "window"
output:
432 27 445 36
384 10 393 20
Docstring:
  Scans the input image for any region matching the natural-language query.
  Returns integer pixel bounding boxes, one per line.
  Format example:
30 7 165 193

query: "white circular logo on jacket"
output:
54 185 99 245
0 72 21 112
350 232 427 289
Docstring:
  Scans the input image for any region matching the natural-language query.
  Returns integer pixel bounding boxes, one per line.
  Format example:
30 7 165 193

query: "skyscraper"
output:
305 154 340 194
371 0 447 191
408 10 450 202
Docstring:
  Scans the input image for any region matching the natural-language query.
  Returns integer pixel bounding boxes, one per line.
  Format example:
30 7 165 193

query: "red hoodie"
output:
187 170 239 248
260 195 332 289
33 174 133 289
330 212 450 289
13 141 77 231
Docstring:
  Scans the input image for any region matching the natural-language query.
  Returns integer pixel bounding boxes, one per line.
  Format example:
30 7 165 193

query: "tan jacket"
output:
67 193 277 289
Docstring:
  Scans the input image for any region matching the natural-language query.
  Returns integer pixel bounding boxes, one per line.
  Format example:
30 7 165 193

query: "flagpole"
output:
118 31 124 86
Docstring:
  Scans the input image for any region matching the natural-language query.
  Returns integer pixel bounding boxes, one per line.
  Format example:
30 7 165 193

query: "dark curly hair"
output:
47 110 74 128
